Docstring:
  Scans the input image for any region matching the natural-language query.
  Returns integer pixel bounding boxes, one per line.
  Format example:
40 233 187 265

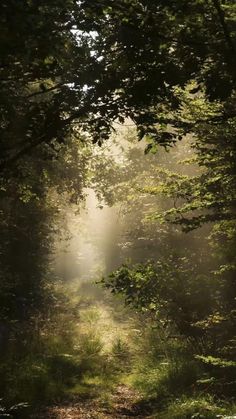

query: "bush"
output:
111 337 132 369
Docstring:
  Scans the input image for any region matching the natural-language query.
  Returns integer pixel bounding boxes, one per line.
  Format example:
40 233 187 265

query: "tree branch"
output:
26 83 64 99
212 0 236 54
0 106 91 174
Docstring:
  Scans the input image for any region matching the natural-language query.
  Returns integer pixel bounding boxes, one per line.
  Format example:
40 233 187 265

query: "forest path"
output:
32 384 152 418
30 284 153 419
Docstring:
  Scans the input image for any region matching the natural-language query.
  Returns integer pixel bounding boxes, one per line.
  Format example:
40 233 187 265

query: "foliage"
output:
0 282 137 411
103 258 217 337
1 0 236 416
143 86 236 230
79 0 236 143
100 109 236 400
104 239 236 396
1 0 236 172
128 322 235 418
158 395 225 419
0 121 95 411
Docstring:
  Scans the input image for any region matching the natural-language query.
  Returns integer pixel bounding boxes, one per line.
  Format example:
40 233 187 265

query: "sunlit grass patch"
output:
79 305 102 324
157 395 226 419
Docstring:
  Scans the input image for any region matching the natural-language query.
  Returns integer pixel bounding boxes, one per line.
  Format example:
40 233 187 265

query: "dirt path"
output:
32 385 152 419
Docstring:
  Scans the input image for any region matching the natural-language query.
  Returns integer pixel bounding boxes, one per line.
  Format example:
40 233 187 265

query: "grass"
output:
2 282 236 418
126 324 236 419
132 358 200 400
157 395 226 419
3 297 135 405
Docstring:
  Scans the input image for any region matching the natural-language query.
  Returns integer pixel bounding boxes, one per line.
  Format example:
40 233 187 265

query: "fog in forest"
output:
55 136 200 286
55 189 122 281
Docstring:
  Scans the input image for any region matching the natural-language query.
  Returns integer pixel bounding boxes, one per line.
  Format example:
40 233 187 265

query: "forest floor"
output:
32 384 152 418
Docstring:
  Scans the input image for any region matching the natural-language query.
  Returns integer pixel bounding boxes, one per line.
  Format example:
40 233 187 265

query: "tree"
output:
0 129 94 405
141 85 236 229
1 1 236 173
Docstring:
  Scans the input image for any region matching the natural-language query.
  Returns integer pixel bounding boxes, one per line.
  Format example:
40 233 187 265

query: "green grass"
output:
131 352 201 401
2 283 236 419
157 395 226 419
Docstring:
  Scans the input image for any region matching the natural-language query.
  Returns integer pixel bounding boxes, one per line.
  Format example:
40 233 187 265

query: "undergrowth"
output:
2 282 236 418
0 282 135 416
129 325 236 418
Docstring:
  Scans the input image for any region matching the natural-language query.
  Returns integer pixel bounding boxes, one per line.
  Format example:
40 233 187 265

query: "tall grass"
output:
2 282 235 418
128 323 236 418
1 289 139 414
